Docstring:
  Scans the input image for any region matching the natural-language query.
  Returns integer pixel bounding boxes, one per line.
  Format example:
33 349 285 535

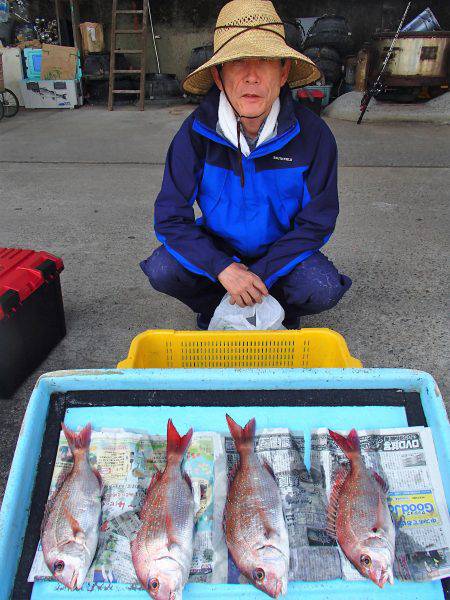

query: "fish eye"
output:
360 554 372 567
53 560 65 573
252 567 265 582
149 578 159 591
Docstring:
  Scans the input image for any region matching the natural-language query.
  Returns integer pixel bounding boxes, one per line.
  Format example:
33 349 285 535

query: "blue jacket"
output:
154 84 339 288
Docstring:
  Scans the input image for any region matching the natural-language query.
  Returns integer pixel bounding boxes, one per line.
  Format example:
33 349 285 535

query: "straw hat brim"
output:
183 30 321 95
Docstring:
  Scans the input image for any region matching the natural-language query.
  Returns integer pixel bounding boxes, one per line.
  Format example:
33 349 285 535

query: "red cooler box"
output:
0 248 66 398
296 88 325 115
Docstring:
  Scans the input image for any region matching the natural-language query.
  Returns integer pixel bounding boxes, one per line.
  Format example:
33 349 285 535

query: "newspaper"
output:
311 426 450 582
29 428 227 585
29 425 449 587
223 428 342 583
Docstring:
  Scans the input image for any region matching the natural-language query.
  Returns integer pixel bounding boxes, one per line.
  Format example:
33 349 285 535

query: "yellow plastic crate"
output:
117 328 362 369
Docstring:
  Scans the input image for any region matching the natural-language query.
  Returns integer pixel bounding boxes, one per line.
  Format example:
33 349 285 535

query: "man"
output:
141 0 351 329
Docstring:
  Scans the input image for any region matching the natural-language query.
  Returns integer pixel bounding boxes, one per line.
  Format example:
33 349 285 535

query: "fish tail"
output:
61 422 92 454
329 428 360 458
166 419 193 464
226 414 255 454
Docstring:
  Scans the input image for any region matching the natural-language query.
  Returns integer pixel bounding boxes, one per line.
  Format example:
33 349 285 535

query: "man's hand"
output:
218 263 269 308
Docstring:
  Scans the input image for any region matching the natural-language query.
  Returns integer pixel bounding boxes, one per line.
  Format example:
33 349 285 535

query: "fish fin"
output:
325 524 337 539
139 471 162 519
100 520 109 533
165 513 179 550
222 502 228 534
391 509 402 532
42 469 69 524
328 428 360 459
372 492 389 532
226 414 255 454
61 422 92 453
227 461 240 488
256 504 277 541
371 469 389 494
54 468 71 492
184 471 193 491
139 494 151 521
326 465 349 538
264 528 279 542
92 467 104 493
41 480 70 535
167 542 179 553
58 536 79 548
166 419 193 464
149 468 162 488
263 460 276 481
41 498 55 535
376 493 384 530
62 504 84 538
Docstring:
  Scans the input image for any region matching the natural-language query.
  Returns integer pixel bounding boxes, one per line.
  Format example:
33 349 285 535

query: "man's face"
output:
212 58 291 118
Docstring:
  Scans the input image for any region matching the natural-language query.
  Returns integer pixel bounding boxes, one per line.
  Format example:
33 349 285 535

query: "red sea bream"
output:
224 415 289 598
131 420 194 599
41 423 102 590
327 428 395 588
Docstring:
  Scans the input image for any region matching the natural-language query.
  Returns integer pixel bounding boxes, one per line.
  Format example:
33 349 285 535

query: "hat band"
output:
213 22 286 57
212 21 287 189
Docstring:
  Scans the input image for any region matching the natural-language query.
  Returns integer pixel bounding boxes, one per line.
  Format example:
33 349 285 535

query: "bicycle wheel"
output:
0 88 19 118
0 99 4 121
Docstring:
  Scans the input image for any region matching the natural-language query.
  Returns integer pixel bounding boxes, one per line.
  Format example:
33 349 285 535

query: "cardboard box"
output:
40 44 78 80
16 40 42 50
80 22 104 54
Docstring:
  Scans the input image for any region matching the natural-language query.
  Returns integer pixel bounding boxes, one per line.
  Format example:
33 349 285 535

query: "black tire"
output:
188 45 213 73
428 86 446 99
283 21 302 52
0 88 19 118
314 58 343 84
0 99 4 121
375 87 420 103
309 16 350 37
83 53 110 78
304 31 354 57
303 46 341 63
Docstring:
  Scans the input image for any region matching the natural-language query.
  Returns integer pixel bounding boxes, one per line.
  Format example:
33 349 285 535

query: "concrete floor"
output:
324 90 450 124
0 105 449 502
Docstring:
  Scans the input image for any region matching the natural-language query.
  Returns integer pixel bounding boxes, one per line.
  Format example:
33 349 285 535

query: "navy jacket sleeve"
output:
154 116 234 282
250 124 339 288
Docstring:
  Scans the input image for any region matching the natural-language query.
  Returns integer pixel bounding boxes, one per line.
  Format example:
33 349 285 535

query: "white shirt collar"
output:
217 91 280 157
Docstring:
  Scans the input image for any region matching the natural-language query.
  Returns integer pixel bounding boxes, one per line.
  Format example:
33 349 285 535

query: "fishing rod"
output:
357 1 411 124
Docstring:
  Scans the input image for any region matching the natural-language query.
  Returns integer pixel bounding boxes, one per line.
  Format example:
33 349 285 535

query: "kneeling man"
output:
141 0 351 329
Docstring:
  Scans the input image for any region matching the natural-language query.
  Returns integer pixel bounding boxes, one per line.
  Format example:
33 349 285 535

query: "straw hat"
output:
183 0 321 95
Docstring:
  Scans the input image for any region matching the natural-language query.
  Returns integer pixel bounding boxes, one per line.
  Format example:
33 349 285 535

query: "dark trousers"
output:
141 246 352 320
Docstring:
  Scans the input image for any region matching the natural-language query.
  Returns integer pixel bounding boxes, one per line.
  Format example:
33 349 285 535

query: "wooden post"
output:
108 0 118 111
139 0 148 111
69 0 82 56
54 0 62 45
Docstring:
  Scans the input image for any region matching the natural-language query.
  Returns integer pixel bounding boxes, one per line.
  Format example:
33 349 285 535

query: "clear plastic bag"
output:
208 294 285 330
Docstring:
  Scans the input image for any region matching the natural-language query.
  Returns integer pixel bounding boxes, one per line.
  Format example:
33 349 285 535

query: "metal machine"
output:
371 31 450 88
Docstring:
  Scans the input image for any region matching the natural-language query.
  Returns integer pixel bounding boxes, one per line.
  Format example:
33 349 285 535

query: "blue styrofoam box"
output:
0 368 448 599
23 48 82 81
23 48 42 80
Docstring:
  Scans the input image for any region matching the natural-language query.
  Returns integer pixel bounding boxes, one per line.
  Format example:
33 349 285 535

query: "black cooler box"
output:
0 248 66 398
